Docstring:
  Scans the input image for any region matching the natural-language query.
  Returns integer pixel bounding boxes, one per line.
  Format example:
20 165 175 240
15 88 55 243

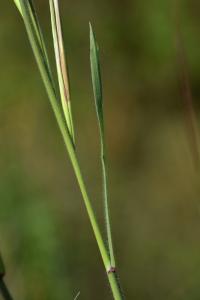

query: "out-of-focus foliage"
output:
1 1 200 299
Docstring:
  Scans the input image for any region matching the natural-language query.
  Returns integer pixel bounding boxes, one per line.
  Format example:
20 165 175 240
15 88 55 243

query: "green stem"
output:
101 132 116 267
16 1 124 299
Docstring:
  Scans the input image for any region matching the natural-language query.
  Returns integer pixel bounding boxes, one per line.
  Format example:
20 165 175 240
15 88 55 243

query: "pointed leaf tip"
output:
13 0 22 15
89 22 95 44
89 24 103 129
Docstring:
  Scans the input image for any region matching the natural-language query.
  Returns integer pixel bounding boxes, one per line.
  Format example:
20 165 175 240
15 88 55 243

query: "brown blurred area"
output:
1 1 200 299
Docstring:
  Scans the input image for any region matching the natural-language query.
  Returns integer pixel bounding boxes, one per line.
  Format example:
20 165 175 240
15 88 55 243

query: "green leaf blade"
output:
13 0 51 72
89 23 104 131
90 23 116 268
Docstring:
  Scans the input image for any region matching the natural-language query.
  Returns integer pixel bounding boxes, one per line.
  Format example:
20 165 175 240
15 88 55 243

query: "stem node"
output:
107 266 116 274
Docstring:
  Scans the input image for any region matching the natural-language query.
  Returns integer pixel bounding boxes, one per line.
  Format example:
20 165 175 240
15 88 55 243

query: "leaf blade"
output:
90 23 116 268
89 23 104 131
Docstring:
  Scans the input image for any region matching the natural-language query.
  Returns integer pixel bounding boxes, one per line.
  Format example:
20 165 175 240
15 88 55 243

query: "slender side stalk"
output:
16 1 124 299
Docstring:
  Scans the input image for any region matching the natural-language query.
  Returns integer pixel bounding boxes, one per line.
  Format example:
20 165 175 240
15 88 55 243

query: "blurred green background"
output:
1 1 200 299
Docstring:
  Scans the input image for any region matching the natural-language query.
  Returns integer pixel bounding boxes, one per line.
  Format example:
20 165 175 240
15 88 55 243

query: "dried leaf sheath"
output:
49 0 75 145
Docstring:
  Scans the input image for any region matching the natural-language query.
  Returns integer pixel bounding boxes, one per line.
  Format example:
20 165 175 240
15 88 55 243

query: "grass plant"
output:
0 0 125 299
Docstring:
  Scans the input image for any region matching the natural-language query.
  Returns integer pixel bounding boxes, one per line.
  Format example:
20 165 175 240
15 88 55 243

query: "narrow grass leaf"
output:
49 0 75 145
13 0 51 70
89 23 103 131
28 0 51 69
90 23 115 268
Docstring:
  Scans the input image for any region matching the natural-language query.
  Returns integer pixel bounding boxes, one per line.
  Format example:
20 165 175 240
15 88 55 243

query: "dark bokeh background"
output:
1 1 200 299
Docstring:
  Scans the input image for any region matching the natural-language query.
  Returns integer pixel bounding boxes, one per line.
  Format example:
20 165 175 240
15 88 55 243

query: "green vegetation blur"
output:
1 1 200 299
